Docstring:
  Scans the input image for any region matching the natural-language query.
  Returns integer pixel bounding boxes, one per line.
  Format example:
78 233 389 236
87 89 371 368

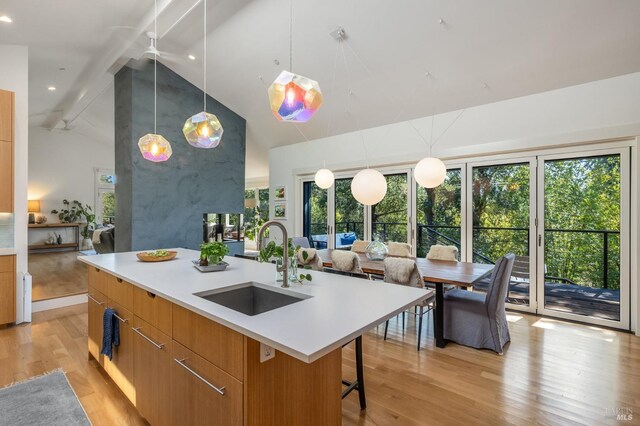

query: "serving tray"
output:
192 260 229 272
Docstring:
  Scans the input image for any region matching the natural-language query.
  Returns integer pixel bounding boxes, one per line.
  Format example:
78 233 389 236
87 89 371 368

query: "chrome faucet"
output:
258 220 289 288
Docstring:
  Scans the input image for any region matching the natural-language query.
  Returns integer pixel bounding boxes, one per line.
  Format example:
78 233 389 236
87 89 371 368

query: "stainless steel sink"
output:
195 282 311 316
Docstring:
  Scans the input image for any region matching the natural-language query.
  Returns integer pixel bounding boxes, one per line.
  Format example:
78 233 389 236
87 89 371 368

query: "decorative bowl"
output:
136 250 178 262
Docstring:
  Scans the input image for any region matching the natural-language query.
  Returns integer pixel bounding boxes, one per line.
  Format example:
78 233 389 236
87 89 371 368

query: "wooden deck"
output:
473 280 621 321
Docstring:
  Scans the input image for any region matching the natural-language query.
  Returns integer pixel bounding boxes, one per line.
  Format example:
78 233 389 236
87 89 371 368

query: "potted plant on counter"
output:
199 241 229 267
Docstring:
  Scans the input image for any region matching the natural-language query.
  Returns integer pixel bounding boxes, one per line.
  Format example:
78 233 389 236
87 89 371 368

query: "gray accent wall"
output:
115 61 246 253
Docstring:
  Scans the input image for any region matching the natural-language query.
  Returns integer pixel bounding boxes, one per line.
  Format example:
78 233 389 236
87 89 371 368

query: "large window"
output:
416 169 461 258
371 173 408 243
298 144 631 330
302 182 328 249
94 169 115 225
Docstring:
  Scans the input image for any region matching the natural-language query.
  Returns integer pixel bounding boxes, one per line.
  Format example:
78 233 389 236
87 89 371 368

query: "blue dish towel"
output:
100 308 120 360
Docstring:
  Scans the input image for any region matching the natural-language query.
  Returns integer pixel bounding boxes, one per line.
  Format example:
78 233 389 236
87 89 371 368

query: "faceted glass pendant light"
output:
138 133 172 163
183 111 224 148
268 70 323 122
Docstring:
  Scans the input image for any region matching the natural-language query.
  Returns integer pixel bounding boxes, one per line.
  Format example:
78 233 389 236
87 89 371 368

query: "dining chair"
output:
296 247 323 271
426 244 459 261
292 236 311 249
387 242 412 257
324 250 368 279
443 253 516 354
382 257 435 350
350 240 370 253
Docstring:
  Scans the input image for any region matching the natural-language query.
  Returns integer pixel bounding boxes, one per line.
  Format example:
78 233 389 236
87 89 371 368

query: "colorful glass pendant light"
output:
267 0 323 123
138 0 172 163
183 0 224 148
268 71 323 122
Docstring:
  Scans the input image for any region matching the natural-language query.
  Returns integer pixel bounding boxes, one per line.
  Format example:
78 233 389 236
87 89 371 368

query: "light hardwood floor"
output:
29 252 88 301
0 304 638 425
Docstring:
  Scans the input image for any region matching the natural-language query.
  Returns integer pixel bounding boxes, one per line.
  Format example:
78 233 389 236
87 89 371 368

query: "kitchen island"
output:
79 248 432 425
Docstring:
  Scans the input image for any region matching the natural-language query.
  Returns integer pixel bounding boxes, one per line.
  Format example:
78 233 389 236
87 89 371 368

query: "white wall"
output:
28 126 114 222
0 45 29 323
269 71 640 332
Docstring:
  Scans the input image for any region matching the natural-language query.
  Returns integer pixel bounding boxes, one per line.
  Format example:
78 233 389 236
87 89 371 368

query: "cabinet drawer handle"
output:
116 278 123 283
132 327 165 349
146 291 156 299
174 358 226 396
87 294 104 306
95 268 101 272
113 312 128 324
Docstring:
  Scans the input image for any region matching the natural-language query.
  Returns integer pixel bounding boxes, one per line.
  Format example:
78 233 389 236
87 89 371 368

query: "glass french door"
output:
416 168 463 258
537 149 630 328
302 181 328 249
371 173 410 243
466 158 537 312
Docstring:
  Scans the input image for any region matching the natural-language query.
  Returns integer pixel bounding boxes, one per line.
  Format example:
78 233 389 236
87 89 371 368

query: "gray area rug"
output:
0 370 90 426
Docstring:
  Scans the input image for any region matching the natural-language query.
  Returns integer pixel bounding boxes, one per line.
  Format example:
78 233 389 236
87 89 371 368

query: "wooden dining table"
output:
317 249 494 348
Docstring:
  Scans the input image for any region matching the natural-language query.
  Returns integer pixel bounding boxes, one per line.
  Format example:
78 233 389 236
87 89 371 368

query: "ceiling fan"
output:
121 31 183 70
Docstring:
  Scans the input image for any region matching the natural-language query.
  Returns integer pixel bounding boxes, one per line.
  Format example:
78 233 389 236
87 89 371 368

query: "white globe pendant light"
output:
351 168 387 205
314 168 334 189
413 157 447 188
414 156 447 188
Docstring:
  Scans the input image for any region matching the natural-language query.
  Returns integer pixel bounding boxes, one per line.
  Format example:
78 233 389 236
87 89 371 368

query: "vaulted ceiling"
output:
2 0 640 181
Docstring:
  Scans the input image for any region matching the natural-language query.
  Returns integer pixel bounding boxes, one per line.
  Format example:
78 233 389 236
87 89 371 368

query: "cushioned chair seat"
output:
443 254 515 354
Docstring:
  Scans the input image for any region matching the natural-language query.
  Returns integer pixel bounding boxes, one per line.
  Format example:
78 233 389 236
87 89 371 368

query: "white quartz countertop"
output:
0 248 16 255
78 248 433 363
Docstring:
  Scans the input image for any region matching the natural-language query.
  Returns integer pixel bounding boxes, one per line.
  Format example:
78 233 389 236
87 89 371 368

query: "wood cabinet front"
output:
104 301 135 405
172 341 243 426
172 304 244 381
87 287 107 364
133 316 172 426
133 287 172 336
88 267 109 295
0 255 15 325
0 90 13 142
0 90 13 213
108 275 133 311
0 140 12 213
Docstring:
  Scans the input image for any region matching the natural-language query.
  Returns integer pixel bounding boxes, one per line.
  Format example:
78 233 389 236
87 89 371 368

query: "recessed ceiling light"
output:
48 86 56 91
188 54 196 60
0 16 12 23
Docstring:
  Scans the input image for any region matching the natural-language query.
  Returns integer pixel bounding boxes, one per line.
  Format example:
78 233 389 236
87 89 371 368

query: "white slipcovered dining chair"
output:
296 248 323 271
324 250 367 278
426 244 458 261
382 257 435 350
350 240 370 253
387 242 412 258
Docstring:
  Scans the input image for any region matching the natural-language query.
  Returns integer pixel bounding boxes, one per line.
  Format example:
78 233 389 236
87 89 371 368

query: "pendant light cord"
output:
289 0 293 72
340 41 369 168
203 0 207 111
154 0 157 134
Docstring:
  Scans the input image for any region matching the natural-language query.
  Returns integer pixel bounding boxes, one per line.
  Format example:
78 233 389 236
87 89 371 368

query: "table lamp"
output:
28 200 41 224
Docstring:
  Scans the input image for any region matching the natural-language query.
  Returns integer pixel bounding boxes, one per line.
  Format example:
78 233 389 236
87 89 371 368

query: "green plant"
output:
52 200 95 238
245 206 268 241
258 239 312 284
200 241 229 265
